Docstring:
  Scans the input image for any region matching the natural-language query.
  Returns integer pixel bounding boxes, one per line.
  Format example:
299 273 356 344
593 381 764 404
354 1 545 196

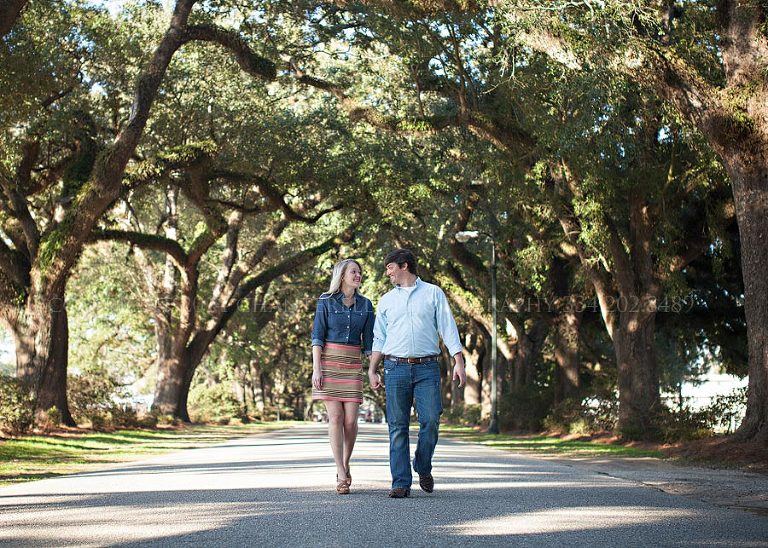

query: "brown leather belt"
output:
384 354 440 364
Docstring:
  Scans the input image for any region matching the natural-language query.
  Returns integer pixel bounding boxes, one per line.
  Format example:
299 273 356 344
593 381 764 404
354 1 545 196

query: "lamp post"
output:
455 230 499 434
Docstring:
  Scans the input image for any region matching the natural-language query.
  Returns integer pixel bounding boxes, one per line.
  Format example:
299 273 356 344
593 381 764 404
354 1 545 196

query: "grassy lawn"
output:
441 425 665 458
0 421 297 486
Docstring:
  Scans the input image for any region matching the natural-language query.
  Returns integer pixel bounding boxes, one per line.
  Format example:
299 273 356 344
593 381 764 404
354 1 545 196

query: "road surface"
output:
1 423 767 546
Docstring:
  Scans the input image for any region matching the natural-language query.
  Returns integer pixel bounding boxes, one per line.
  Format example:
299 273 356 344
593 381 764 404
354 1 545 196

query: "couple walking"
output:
311 249 466 498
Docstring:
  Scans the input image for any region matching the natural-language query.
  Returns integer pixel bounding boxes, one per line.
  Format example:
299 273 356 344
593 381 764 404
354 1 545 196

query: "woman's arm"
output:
362 298 375 355
312 345 323 389
311 298 326 389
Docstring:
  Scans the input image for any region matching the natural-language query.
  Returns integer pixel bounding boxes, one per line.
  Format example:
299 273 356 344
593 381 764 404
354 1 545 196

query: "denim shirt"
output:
311 292 374 354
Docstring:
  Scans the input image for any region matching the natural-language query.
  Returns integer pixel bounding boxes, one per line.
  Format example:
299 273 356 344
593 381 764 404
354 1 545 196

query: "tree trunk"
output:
615 310 661 439
13 288 75 426
439 345 453 408
728 165 768 441
511 317 550 389
644 2 768 441
462 329 483 405
481 340 492 419
0 0 28 38
152 352 190 418
250 359 265 414
233 363 248 419
175 359 195 423
553 306 581 403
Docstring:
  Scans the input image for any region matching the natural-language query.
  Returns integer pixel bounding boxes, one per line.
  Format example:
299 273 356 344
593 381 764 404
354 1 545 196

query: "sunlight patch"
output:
440 506 696 535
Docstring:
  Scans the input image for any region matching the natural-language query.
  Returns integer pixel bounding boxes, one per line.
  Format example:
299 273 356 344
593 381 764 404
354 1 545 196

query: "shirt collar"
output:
396 276 421 289
333 292 360 302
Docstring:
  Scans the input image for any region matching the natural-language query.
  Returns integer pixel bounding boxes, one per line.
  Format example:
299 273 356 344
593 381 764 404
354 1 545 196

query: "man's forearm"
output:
369 351 383 372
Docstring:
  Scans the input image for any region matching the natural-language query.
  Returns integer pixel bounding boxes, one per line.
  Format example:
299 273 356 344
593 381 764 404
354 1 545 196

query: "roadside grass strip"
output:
441 425 664 458
0 422 296 485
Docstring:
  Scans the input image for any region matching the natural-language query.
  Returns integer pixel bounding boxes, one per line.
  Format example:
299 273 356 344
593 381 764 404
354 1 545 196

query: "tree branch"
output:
41 0 198 290
0 161 40 258
0 237 29 291
92 229 188 269
603 216 636 298
0 0 27 38
183 24 277 81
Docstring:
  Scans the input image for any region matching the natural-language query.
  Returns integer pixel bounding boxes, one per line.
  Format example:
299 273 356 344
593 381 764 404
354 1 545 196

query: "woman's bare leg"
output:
342 402 360 477
325 401 348 481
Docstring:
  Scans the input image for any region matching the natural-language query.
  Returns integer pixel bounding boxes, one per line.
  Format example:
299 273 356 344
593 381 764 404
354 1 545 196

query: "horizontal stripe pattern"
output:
312 343 363 404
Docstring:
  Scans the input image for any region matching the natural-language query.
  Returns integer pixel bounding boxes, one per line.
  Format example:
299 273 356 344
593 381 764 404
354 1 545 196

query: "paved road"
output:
1 423 767 547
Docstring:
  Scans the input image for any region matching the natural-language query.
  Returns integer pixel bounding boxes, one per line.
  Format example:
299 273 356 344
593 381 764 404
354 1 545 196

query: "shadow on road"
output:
1 424 766 546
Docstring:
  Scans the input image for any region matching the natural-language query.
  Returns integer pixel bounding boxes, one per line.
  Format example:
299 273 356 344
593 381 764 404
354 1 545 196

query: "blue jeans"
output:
384 359 443 489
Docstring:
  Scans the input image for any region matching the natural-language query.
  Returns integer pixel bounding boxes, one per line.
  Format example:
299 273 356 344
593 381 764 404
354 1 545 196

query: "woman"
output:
311 258 374 495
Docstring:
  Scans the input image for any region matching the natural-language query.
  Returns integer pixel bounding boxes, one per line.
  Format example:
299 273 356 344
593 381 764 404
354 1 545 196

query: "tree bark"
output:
553 303 581 403
614 309 661 438
462 331 483 406
152 353 190 417
509 315 550 390
552 171 706 438
13 288 75 425
638 3 768 441
0 0 27 38
729 164 768 441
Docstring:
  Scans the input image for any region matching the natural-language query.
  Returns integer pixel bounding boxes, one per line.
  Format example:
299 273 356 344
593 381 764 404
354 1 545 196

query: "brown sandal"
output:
336 475 350 495
345 467 352 487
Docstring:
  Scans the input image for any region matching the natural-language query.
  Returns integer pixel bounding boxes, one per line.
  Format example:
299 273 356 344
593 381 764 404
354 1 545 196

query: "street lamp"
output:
455 230 499 435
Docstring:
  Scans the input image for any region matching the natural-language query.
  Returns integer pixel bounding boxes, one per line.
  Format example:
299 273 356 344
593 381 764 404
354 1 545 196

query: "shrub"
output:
68 372 137 429
188 383 241 424
443 403 461 424
155 414 180 426
658 406 712 442
68 373 123 425
463 404 482 425
499 387 551 431
106 404 139 428
543 398 583 433
0 376 34 435
137 413 159 428
658 387 747 441
38 406 62 433
443 403 483 426
701 386 747 434
544 396 619 435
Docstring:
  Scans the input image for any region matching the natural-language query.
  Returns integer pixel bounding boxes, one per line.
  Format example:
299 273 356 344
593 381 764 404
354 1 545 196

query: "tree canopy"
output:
1 0 762 441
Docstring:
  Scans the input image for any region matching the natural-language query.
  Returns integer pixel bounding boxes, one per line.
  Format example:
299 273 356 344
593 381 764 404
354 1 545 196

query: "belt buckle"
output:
407 357 419 363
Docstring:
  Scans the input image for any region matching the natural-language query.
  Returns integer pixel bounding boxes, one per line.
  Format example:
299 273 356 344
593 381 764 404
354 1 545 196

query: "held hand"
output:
368 370 382 390
312 368 323 390
453 362 466 388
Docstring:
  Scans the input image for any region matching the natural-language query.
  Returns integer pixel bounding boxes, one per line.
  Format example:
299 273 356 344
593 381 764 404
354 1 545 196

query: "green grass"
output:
441 425 664 458
0 421 297 486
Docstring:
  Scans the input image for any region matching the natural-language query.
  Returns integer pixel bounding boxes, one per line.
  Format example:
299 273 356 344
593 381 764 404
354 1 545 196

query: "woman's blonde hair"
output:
326 258 363 296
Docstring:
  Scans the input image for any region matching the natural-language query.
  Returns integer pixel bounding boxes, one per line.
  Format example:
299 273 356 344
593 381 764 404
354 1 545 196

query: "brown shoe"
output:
419 474 434 493
336 476 350 495
388 487 411 498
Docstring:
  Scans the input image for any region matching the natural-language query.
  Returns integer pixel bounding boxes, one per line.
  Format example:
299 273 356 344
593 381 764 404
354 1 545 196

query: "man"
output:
369 249 466 498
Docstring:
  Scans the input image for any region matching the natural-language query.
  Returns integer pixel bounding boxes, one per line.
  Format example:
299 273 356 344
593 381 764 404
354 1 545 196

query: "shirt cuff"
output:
312 339 325 347
447 344 463 358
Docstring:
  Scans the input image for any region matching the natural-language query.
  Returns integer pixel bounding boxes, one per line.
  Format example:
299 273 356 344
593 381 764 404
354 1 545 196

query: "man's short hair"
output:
384 249 418 275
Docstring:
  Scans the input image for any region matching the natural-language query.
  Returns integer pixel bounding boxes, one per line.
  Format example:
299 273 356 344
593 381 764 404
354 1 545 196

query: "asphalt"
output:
0 423 767 547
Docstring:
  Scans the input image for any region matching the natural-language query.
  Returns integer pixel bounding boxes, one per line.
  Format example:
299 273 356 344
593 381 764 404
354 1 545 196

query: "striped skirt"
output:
312 342 364 404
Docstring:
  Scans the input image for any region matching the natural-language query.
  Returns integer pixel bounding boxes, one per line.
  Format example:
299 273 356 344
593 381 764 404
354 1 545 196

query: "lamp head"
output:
455 230 480 243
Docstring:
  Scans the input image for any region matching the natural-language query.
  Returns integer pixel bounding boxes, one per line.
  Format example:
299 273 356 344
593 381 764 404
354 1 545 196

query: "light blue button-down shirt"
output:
372 277 463 358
